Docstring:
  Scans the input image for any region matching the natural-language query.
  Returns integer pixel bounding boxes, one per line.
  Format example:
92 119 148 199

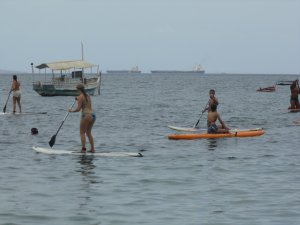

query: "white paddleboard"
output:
167 125 204 132
32 146 143 157
168 125 262 133
228 127 263 132
0 112 47 115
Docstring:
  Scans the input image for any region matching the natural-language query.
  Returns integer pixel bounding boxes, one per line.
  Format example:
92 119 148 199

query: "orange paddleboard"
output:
168 129 265 140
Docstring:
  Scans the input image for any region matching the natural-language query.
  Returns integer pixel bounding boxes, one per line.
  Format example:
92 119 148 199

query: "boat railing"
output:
52 77 81 84
33 76 99 87
32 80 53 85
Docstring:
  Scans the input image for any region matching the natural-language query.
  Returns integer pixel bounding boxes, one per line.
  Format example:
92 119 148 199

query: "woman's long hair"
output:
76 84 88 102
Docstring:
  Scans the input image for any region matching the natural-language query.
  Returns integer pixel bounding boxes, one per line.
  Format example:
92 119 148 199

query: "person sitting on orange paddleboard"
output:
207 104 229 134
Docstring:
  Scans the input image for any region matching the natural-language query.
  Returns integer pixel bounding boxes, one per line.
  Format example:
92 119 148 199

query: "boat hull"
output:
33 85 98 96
32 77 101 96
168 129 265 140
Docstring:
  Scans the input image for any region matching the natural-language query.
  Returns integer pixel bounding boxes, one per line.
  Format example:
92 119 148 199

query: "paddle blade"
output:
3 106 6 113
49 135 56 148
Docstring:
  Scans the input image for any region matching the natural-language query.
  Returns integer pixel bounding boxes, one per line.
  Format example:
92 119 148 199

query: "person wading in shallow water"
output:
11 75 21 113
69 84 96 152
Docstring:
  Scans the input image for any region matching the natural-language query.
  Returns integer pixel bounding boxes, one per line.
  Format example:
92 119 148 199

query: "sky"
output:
1 0 300 74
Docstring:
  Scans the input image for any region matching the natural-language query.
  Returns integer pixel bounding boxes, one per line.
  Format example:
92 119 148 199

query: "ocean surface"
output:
0 73 299 225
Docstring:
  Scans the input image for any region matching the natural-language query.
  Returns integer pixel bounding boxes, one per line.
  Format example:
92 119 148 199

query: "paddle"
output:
193 101 209 128
49 100 76 147
3 90 12 113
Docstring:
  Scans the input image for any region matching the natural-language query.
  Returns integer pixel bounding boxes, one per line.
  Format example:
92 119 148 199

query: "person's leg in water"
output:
13 96 17 113
290 98 296 109
80 118 88 152
16 96 21 112
86 115 95 152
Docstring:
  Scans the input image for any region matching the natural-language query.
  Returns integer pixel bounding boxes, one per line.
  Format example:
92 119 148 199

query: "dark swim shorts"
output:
207 124 218 134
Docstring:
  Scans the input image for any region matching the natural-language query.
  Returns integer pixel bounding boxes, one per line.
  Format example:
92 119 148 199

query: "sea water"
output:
0 73 299 225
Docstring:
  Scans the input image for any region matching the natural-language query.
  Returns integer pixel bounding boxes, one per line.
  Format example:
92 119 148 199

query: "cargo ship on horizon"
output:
151 64 205 74
106 66 141 74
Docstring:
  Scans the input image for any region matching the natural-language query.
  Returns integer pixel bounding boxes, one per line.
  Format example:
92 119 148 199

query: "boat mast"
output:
30 62 34 74
31 62 35 82
81 42 84 76
81 41 84 60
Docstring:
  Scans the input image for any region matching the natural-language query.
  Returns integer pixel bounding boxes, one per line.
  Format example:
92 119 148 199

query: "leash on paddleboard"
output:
49 99 77 147
193 100 209 128
3 90 12 113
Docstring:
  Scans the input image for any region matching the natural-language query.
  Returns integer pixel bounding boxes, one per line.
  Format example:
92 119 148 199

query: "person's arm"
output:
201 100 211 113
217 114 229 130
213 96 219 105
11 81 15 91
69 97 82 112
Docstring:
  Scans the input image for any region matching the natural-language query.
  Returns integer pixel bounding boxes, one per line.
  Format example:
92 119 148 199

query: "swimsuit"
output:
13 90 21 98
81 112 96 122
290 96 299 102
207 124 218 134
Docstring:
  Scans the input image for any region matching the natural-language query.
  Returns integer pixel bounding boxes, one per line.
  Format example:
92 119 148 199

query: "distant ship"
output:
106 66 141 74
151 64 205 74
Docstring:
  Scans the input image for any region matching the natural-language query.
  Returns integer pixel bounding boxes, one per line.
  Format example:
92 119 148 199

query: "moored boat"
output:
32 60 101 96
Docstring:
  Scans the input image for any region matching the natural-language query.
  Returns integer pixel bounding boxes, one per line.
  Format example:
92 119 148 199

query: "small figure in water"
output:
289 79 300 109
69 84 96 153
11 75 21 113
31 128 39 135
207 104 229 134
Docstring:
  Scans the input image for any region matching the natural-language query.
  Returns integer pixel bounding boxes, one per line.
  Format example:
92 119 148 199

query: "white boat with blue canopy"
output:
32 59 101 96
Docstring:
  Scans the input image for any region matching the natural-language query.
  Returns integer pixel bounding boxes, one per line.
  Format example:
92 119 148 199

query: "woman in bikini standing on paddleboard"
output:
11 75 22 113
69 84 96 152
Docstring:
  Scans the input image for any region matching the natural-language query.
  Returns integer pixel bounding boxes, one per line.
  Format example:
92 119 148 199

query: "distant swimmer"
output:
203 89 219 113
207 104 229 134
11 75 21 113
69 84 96 153
31 128 38 135
289 79 300 109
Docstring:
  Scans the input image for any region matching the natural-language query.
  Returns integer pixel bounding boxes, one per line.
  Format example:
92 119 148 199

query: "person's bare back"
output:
207 104 229 133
